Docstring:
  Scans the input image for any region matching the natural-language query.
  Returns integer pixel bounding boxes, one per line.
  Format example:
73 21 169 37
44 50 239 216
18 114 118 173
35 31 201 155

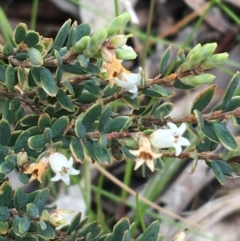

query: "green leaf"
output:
103 116 132 133
54 50 63 85
28 134 45 150
99 105 112 132
40 68 58 97
38 113 52 131
42 128 52 143
0 181 12 206
191 84 216 113
14 188 26 212
84 140 97 162
136 220 160 241
74 120 86 139
51 116 69 137
30 67 41 86
0 221 9 236
5 66 16 91
18 66 28 90
67 212 81 234
0 154 16 174
194 110 220 143
24 31 40 47
84 82 100 95
78 54 89 68
37 223 55 239
103 84 118 97
18 173 29 185
122 94 140 109
19 216 30 235
153 102 173 121
33 188 49 213
93 142 111 164
14 129 38 156
159 45 171 74
67 22 91 50
2 43 14 56
173 79 196 90
0 119 11 145
0 206 10 222
81 102 102 131
82 62 100 74
70 137 84 163
2 100 24 124
211 160 225 185
75 23 91 40
196 137 218 152
221 71 240 111
62 62 86 75
56 89 75 112
78 221 102 239
212 122 237 151
13 23 27 44
213 96 240 112
0 65 6 82
112 218 130 241
52 19 71 52
26 203 39 219
76 90 98 104
143 84 174 98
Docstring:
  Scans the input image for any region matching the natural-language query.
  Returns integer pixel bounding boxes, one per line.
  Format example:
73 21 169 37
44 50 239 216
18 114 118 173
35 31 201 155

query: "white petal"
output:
178 136 191 147
134 159 145 170
146 160 154 172
150 129 175 149
115 78 134 89
177 123 187 136
61 174 70 185
123 72 141 85
68 167 80 175
49 153 69 172
173 144 182 156
167 122 178 131
51 173 62 182
129 149 140 157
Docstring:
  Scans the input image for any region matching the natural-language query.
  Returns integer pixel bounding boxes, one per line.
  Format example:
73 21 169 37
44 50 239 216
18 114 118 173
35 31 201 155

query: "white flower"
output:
115 67 141 98
129 137 162 172
150 122 190 156
49 153 80 185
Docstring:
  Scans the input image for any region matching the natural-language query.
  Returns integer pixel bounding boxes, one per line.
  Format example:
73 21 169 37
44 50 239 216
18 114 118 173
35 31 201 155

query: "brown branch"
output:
141 107 240 126
162 151 220 161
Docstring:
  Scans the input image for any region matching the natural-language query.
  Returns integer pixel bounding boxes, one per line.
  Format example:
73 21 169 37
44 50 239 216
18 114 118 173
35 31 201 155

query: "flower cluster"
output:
100 33 141 99
23 152 80 185
130 123 190 172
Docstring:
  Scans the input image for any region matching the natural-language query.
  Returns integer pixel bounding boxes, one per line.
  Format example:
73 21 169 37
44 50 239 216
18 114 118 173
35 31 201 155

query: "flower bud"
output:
202 52 229 70
185 43 201 61
28 47 43 67
105 12 131 36
17 151 28 166
109 34 133 48
84 28 108 57
179 61 193 72
180 73 215 86
200 42 217 58
49 209 75 227
173 232 186 241
114 45 137 60
101 47 115 63
70 36 90 55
